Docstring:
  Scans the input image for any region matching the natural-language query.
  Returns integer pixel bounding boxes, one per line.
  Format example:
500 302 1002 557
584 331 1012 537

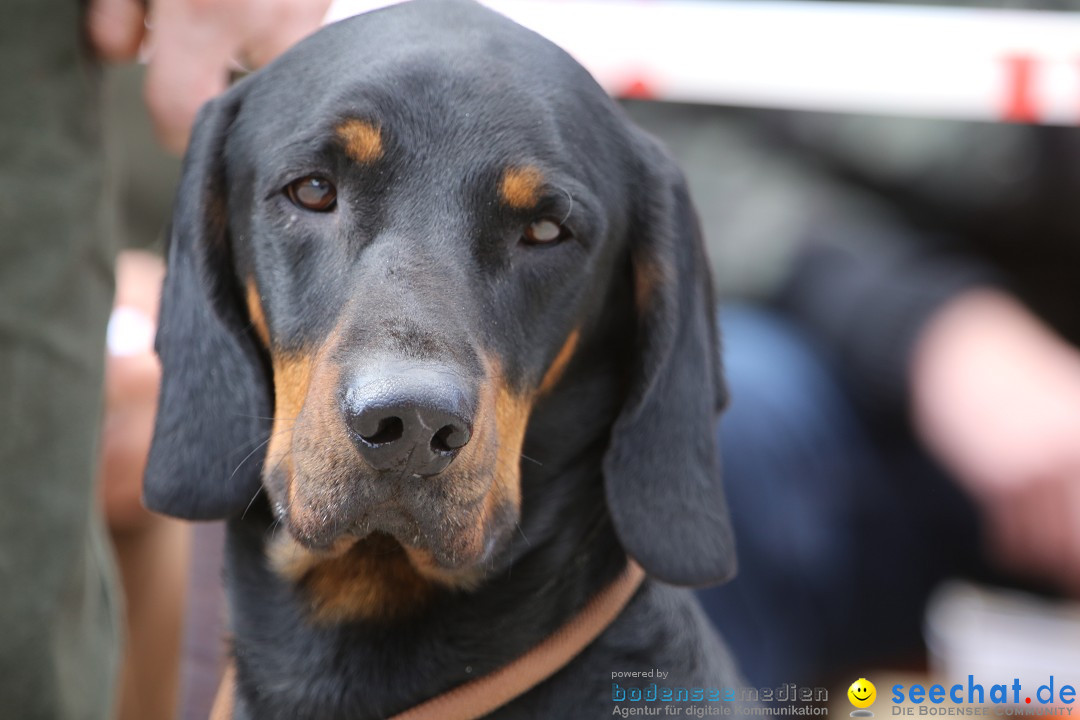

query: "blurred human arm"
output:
779 226 998 415
783 232 1080 595
911 289 1080 595
99 250 190 720
87 0 330 153
99 251 164 530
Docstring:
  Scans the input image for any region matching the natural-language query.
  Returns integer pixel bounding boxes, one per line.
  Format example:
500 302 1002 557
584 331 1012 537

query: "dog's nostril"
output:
343 369 476 475
360 416 404 445
431 423 469 454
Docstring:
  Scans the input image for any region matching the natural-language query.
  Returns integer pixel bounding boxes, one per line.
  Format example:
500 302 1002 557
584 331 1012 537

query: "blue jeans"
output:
699 307 986 686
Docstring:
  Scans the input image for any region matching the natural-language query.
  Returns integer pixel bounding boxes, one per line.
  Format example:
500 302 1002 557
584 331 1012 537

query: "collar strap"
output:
210 559 645 720
390 558 646 720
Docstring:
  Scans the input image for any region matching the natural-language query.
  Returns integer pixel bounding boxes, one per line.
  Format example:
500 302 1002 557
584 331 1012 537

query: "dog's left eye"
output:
284 176 337 212
522 218 571 245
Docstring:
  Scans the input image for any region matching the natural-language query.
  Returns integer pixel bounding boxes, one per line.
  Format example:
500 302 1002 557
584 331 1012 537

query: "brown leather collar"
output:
211 559 645 720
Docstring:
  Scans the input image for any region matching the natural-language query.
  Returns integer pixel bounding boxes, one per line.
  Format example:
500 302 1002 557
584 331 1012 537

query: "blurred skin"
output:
86 4 329 714
87 0 331 154
912 289 1080 597
99 252 164 531
99 251 190 720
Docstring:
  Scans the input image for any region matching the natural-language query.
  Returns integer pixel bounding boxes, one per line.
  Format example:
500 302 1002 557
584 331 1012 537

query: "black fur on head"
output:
143 0 734 589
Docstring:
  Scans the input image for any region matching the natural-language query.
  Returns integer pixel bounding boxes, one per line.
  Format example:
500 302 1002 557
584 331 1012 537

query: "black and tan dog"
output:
145 1 741 717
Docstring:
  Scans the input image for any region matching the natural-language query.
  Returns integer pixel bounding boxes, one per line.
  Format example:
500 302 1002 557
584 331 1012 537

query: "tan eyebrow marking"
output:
336 119 383 164
499 166 545 209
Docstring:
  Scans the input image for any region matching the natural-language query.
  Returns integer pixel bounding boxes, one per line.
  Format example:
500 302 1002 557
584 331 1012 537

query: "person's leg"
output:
0 4 121 718
101 251 192 720
701 306 984 687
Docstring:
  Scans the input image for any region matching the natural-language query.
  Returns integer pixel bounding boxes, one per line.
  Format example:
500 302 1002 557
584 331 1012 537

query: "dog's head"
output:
145 0 734 606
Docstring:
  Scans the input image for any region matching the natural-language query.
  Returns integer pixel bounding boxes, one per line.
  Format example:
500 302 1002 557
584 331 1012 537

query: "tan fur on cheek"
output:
492 365 531 514
264 352 314 504
270 311 363 533
537 328 580 396
271 355 315 431
458 334 583 557
245 280 270 347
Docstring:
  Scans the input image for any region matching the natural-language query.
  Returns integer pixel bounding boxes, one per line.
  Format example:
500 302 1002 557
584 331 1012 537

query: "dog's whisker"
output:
241 485 264 520
224 412 314 507
258 412 316 484
556 183 574 225
227 435 274 486
225 417 302 459
515 521 531 546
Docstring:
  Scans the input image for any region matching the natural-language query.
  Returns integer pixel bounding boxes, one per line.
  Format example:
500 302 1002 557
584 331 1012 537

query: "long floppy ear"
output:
602 132 735 587
144 86 271 520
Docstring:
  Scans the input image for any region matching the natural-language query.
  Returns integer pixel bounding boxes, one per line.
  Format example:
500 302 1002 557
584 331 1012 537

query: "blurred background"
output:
82 0 1080 717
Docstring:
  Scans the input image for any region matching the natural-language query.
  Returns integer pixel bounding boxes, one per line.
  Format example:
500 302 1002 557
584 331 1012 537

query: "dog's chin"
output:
281 495 513 580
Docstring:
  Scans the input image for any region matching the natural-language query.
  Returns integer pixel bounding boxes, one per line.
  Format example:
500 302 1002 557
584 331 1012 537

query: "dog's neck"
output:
227 406 627 719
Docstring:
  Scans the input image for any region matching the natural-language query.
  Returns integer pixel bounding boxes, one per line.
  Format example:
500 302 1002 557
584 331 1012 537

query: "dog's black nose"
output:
342 368 474 476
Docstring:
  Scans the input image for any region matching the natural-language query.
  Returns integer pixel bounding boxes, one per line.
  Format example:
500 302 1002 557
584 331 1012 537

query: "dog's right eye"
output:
284 176 337 212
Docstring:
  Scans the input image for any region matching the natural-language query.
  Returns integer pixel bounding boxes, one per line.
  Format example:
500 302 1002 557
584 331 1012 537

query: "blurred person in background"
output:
0 1 325 718
626 44 1080 685
100 248 187 720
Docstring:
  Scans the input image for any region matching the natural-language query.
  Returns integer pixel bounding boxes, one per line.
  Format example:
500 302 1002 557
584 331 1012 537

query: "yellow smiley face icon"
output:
848 678 876 708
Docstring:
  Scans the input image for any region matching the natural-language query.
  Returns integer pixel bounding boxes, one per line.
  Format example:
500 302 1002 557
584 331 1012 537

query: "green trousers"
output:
0 2 121 718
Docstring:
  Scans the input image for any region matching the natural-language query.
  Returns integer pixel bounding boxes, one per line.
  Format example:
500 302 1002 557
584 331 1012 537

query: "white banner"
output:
324 0 1080 125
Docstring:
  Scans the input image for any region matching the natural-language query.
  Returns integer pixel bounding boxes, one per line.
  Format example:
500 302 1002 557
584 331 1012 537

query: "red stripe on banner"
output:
1002 54 1039 123
617 76 657 100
